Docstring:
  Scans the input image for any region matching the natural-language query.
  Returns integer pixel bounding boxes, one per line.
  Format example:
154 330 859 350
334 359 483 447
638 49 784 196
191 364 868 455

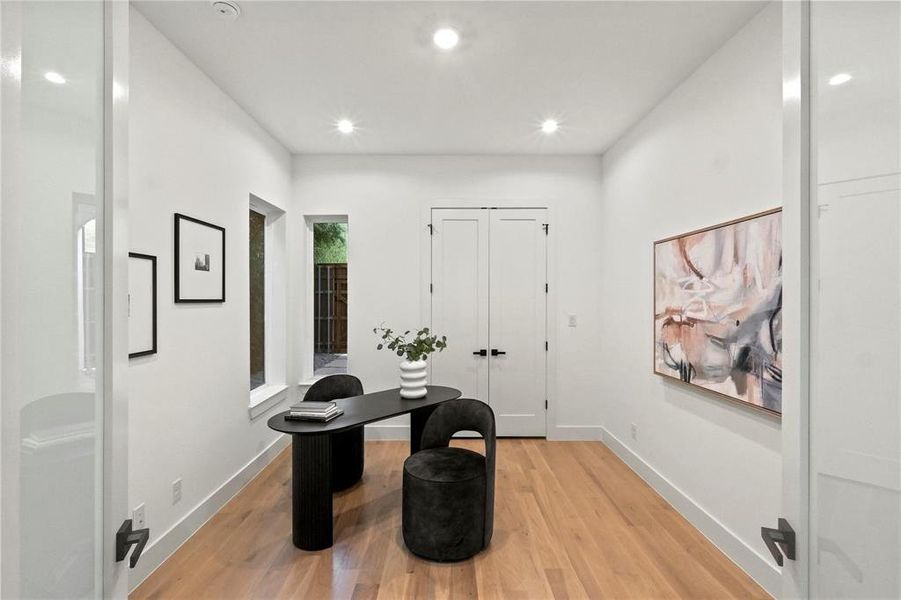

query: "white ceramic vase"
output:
399 359 428 399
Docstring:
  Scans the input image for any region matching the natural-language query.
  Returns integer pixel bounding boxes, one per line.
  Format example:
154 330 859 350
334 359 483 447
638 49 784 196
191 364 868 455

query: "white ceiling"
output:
134 1 765 155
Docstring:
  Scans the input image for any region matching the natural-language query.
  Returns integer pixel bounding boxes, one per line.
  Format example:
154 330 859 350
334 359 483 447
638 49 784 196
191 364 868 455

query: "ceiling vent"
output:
211 1 240 20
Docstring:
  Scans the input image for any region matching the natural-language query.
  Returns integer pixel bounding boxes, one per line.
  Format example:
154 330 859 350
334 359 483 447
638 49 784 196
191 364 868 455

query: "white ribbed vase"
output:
399 359 428 399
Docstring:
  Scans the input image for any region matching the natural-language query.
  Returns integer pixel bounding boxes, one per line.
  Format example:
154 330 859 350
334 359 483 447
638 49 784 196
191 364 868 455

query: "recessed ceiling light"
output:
336 119 355 135
433 28 460 50
211 1 241 20
828 73 852 86
541 119 559 135
44 71 66 84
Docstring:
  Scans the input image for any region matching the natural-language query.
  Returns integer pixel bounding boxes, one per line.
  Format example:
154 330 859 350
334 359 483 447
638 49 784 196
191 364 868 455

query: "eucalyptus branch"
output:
374 324 448 363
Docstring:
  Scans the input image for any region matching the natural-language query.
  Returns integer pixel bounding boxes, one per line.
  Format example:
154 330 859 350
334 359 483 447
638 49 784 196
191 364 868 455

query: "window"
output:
249 209 266 390
247 195 287 416
312 220 348 377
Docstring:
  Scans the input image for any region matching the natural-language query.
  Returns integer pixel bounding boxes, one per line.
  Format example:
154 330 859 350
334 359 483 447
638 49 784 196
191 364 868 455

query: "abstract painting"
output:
654 209 782 415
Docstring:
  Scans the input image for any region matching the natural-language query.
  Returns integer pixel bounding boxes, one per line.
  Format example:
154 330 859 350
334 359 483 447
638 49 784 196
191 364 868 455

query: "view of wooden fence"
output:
314 263 348 354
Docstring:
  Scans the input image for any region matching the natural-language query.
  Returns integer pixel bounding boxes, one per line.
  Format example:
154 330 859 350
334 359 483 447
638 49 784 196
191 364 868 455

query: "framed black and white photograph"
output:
128 252 158 358
174 213 226 302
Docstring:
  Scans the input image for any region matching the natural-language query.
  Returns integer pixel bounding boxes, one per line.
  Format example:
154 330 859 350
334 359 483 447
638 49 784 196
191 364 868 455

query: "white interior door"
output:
429 207 547 437
488 209 547 437
429 209 490 402
0 2 130 598
806 2 900 597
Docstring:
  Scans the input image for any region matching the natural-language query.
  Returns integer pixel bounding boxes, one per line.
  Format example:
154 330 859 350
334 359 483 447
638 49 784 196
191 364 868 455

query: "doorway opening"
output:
313 221 348 376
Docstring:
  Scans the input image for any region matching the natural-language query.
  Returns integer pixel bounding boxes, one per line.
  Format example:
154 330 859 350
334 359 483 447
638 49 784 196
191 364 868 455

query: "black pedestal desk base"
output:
273 386 462 550
292 433 333 550
290 422 429 550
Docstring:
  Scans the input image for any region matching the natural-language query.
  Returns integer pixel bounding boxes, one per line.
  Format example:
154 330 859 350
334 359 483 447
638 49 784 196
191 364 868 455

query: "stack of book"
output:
285 401 344 423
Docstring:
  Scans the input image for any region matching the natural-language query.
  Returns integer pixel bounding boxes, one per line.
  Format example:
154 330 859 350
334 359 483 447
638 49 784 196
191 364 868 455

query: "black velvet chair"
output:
402 398 496 561
303 374 364 491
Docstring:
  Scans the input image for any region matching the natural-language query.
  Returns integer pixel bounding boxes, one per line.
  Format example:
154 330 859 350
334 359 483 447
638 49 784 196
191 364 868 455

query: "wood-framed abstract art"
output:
174 213 226 303
653 208 782 416
128 252 158 358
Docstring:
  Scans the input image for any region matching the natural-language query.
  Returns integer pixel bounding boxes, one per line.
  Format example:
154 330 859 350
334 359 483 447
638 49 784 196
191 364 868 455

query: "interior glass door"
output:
1 1 106 597
809 1 900 597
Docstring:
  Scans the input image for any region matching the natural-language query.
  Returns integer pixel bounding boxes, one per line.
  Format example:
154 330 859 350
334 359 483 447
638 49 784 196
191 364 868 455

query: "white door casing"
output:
429 208 547 437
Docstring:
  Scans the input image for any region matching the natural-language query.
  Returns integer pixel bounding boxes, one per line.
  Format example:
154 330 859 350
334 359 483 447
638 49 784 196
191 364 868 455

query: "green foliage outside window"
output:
314 222 347 264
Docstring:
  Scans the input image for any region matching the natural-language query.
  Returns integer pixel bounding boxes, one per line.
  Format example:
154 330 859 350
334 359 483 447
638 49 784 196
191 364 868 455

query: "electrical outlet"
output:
567 314 577 327
630 423 638 441
172 478 182 504
132 504 146 529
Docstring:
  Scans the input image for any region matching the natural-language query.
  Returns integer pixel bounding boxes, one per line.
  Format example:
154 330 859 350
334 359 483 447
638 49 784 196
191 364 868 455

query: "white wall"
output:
596 3 781 594
128 8 293 588
291 155 604 438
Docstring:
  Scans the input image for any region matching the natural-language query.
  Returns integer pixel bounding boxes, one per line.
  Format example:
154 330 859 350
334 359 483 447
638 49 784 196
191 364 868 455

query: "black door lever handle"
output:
491 349 506 356
761 518 795 567
116 519 150 568
473 349 487 356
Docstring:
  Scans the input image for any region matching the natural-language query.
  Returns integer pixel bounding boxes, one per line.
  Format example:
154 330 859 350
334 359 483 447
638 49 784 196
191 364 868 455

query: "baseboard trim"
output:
364 424 601 441
548 425 604 441
129 434 291 591
364 424 410 440
599 428 779 596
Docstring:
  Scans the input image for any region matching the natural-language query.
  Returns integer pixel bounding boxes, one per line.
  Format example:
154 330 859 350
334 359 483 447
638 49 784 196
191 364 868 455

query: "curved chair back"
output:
420 398 496 546
303 374 363 403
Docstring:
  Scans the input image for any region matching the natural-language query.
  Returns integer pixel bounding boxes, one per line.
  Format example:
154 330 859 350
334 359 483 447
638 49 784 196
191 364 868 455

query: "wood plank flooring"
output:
131 440 770 600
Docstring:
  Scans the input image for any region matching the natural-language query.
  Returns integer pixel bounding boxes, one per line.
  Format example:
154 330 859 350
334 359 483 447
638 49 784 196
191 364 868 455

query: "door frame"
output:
420 201 556 438
103 0 131 597
781 1 811 597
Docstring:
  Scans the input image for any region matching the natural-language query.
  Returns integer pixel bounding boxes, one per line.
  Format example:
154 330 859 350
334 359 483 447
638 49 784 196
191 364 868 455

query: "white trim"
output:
301 215 349 382
364 423 410 440
362 423 601 442
249 194 288 403
248 383 289 419
600 428 779 597
103 1 131 595
548 425 603 441
781 2 811 597
128 434 291 592
421 200 556 439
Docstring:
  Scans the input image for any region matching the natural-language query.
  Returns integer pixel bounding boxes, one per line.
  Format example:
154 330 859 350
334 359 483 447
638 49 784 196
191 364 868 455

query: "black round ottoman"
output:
402 446 489 561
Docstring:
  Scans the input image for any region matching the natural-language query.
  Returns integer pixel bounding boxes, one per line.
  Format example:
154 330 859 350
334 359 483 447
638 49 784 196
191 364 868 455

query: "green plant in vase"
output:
374 325 447 399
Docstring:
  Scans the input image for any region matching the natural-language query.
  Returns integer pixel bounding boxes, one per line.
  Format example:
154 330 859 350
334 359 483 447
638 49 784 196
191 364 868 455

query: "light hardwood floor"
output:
131 440 770 600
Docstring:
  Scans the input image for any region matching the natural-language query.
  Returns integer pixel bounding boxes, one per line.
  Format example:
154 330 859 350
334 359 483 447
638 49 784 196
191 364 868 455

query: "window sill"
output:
248 383 289 420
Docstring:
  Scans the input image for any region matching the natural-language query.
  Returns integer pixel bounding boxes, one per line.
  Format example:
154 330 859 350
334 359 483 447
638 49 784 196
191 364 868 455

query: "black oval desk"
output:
268 385 462 550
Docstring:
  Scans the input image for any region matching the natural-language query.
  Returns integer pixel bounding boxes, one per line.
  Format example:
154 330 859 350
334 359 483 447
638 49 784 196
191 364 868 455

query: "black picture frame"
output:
174 213 226 303
128 252 158 358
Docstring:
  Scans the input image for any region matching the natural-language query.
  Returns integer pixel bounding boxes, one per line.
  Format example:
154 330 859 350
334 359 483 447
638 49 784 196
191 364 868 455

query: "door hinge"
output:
545 283 548 293
429 283 433 294
545 341 548 351
427 223 433 235
542 223 549 235
545 399 548 410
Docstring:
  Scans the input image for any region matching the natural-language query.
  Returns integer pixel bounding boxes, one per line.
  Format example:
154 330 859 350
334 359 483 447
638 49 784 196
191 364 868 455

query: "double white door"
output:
430 208 547 436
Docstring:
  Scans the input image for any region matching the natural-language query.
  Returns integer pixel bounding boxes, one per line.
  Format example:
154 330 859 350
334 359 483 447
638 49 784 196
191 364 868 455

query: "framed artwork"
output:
128 252 158 358
174 213 226 303
653 208 782 416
